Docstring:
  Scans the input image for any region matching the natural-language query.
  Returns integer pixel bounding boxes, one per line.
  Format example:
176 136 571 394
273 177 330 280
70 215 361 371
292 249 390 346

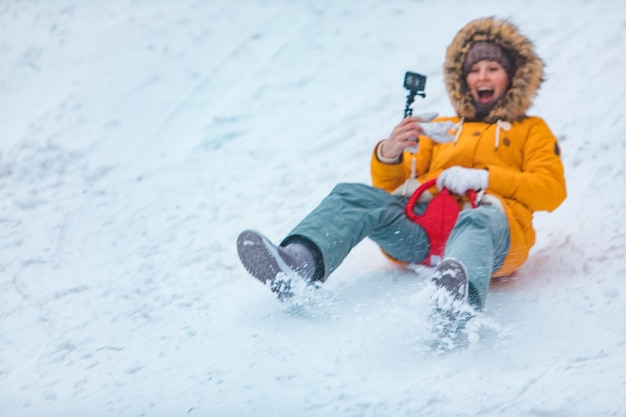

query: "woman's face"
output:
465 60 509 106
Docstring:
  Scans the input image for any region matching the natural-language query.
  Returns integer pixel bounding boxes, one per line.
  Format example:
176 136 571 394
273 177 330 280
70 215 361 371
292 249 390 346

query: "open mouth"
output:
477 88 495 101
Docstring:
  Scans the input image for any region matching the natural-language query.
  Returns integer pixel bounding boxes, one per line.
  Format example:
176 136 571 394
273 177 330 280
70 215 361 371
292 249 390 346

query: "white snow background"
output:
1 0 625 416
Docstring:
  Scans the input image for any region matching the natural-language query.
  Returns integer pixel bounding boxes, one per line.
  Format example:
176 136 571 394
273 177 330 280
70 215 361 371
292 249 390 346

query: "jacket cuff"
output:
375 141 402 164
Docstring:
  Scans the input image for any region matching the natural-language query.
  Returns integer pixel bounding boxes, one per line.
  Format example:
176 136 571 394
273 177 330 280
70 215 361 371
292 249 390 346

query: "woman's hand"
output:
379 117 425 160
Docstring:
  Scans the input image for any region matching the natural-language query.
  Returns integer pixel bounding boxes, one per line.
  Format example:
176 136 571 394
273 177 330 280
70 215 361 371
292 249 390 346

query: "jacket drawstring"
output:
451 117 464 144
495 120 511 150
397 156 418 197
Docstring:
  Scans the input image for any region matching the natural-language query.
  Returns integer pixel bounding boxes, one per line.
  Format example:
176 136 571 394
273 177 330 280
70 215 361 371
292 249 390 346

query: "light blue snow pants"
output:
282 183 510 308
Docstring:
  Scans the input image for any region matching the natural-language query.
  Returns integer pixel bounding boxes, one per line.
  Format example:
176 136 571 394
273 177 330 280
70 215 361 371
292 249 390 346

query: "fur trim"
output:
444 17 544 123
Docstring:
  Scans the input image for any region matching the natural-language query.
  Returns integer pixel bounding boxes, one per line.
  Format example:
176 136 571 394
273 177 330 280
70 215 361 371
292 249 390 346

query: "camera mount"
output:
403 72 427 117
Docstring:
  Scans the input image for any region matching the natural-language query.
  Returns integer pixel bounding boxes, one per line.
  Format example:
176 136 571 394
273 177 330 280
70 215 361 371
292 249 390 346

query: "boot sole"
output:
237 230 289 285
431 258 469 303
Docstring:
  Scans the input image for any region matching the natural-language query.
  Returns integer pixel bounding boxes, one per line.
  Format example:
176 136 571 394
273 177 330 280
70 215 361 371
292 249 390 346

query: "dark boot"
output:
431 258 469 303
430 258 473 338
236 230 316 299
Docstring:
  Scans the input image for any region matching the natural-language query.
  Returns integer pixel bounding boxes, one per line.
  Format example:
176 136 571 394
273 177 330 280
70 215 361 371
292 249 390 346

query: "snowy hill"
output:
1 0 625 416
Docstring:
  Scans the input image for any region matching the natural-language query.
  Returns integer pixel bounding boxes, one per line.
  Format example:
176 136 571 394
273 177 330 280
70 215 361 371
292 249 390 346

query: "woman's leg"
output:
282 183 430 280
444 205 510 308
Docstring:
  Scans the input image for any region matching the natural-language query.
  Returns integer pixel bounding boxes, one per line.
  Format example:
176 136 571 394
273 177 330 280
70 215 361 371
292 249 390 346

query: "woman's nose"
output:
477 68 489 80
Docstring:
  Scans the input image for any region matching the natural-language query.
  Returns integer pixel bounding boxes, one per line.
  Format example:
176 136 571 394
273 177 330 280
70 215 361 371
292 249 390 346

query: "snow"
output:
1 0 625 415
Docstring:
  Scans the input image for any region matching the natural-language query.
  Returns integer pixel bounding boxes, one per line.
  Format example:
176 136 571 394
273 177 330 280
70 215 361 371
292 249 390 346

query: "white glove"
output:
437 166 488 195
404 112 441 153
419 121 456 143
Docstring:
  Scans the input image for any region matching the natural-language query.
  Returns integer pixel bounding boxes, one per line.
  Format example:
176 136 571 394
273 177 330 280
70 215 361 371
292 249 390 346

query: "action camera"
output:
404 72 427 94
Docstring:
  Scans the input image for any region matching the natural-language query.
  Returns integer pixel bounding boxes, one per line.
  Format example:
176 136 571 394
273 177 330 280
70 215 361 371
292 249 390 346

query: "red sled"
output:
404 178 477 266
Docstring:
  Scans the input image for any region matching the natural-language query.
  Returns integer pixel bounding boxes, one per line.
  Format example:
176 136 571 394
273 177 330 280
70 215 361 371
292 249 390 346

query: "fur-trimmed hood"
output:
444 17 544 123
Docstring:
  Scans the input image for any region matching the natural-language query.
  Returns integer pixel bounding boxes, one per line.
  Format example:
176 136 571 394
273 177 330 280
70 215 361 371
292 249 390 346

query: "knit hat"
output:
463 41 514 76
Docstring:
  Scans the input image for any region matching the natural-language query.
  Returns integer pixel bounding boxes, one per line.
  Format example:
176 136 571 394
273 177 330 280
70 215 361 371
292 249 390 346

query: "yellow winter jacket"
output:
371 115 566 277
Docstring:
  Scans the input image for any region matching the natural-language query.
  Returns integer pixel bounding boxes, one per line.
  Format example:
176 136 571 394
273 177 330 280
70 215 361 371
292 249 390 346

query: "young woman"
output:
236 17 566 315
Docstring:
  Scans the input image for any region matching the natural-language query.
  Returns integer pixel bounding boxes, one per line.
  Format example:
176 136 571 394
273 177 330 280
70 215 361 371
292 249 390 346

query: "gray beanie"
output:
463 41 514 76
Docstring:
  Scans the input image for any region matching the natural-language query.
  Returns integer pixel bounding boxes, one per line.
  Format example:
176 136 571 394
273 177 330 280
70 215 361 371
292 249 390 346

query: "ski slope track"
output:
1 0 625 416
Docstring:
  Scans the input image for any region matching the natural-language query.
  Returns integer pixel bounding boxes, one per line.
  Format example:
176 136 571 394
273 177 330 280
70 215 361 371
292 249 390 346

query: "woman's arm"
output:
487 118 567 212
